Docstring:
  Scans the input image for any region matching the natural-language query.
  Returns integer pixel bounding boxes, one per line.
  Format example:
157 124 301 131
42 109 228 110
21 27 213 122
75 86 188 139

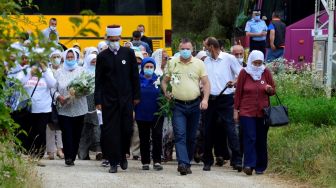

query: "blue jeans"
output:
266 48 284 62
172 99 201 167
240 116 269 172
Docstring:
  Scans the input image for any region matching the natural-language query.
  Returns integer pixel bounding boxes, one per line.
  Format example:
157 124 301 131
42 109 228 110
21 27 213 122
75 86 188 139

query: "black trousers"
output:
136 118 163 165
58 115 84 161
16 113 49 158
203 94 242 166
101 101 133 166
214 118 230 160
249 39 266 56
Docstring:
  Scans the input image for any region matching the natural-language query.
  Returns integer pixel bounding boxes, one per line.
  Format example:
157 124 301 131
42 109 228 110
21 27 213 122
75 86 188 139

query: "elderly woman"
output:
46 49 64 160
151 48 172 162
134 57 164 171
52 48 88 166
151 48 169 77
78 54 103 160
234 50 275 175
97 41 108 53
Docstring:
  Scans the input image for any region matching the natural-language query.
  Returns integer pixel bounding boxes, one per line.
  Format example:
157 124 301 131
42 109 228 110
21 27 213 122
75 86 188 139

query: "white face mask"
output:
108 41 120 50
140 32 144 37
237 58 244 64
50 26 56 30
53 57 61 65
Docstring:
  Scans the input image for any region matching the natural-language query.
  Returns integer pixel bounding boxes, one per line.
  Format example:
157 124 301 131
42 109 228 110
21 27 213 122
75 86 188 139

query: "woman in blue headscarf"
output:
134 57 164 171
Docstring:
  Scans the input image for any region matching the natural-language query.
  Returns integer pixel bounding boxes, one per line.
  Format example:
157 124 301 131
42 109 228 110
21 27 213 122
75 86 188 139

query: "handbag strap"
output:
30 78 40 98
274 93 283 105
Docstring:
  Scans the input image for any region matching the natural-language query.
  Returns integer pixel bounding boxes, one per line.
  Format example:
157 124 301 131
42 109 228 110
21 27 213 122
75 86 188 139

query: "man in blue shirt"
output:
245 10 268 55
266 11 286 62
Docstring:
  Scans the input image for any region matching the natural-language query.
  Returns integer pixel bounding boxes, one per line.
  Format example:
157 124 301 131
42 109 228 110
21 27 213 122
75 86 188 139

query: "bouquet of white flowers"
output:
67 72 95 97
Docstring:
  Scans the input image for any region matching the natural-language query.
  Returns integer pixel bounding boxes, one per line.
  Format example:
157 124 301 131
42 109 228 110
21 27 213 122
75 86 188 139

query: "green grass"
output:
267 70 336 187
0 142 41 188
268 123 336 187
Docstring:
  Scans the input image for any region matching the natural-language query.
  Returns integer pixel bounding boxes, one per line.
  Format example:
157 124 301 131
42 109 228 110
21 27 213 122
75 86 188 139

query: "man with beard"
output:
95 25 140 173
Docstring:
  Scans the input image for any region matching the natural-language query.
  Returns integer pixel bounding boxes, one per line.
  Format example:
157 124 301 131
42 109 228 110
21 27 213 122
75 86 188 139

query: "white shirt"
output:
52 66 88 117
204 52 242 95
18 68 57 113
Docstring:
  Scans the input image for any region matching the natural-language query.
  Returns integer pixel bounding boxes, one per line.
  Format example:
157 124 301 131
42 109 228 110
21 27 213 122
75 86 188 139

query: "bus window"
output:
23 0 162 15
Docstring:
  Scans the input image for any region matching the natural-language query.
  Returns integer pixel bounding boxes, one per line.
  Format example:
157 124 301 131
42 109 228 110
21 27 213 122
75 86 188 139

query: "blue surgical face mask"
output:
87 65 95 73
254 15 261 21
180 49 192 59
65 59 77 67
144 68 154 76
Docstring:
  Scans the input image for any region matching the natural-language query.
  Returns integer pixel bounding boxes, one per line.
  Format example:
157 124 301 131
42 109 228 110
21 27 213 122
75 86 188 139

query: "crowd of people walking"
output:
6 10 280 176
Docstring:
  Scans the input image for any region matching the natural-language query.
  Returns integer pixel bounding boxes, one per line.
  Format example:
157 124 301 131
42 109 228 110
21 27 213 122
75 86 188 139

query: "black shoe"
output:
194 154 201 163
215 157 224 167
65 159 74 166
203 164 211 171
142 164 150 170
133 156 140 160
96 153 103 161
109 166 118 173
187 167 192 174
233 164 243 172
120 159 128 170
243 167 253 175
101 160 110 167
177 165 188 175
153 163 163 171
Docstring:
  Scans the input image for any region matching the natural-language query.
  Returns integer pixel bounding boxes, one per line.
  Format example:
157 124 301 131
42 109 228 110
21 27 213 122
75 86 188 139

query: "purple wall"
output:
284 12 329 63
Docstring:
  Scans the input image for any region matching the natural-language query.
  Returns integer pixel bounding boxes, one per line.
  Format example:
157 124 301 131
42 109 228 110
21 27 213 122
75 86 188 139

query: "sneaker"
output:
101 160 110 167
142 164 150 170
153 163 163 171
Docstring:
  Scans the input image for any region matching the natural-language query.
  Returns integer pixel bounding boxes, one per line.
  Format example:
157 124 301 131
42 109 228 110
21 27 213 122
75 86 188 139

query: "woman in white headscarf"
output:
84 47 99 59
47 49 64 160
78 53 102 160
52 48 88 166
233 50 276 176
151 48 169 77
97 41 108 53
83 54 97 74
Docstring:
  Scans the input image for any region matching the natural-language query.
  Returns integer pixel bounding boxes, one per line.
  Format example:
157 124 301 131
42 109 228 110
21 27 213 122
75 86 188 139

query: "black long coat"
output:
95 47 140 165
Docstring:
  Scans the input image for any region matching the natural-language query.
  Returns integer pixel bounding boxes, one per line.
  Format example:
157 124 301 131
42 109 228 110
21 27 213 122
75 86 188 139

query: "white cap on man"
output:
106 25 122 36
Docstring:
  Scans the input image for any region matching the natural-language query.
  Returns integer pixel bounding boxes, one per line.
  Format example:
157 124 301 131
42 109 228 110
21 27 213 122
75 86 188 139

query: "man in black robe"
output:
95 25 140 173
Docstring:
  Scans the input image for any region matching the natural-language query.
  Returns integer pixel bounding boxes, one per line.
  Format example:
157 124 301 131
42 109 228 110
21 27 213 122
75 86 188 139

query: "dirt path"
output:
36 158 299 188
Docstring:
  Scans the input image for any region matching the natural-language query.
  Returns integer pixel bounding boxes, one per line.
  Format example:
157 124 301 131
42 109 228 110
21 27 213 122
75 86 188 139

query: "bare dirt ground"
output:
36 158 302 188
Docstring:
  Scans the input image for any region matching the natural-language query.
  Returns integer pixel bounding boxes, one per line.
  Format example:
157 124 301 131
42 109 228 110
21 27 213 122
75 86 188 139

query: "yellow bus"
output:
22 0 172 54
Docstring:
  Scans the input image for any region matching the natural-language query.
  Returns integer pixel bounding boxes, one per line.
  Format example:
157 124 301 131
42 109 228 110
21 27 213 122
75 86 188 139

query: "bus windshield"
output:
23 0 162 15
